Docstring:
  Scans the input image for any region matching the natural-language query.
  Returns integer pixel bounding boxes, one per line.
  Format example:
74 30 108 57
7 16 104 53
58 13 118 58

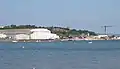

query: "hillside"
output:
0 25 97 38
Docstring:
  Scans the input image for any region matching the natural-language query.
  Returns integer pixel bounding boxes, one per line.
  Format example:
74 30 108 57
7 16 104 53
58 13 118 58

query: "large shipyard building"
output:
0 28 59 41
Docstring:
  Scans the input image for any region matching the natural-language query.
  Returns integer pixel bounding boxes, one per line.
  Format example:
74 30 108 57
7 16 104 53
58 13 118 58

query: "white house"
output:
30 29 59 40
15 34 29 40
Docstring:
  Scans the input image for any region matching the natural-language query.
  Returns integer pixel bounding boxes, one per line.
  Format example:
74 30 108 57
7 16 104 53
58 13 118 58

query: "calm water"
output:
0 40 120 69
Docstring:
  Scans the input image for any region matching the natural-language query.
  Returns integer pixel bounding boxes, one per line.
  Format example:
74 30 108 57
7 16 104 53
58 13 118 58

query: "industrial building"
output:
30 29 59 40
0 28 59 41
15 34 30 40
0 29 30 39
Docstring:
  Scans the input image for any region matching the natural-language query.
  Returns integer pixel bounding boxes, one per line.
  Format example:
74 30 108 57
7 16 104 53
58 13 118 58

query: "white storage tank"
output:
15 34 29 40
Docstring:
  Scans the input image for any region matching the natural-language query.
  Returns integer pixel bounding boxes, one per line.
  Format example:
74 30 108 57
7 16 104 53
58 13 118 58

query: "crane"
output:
101 25 113 35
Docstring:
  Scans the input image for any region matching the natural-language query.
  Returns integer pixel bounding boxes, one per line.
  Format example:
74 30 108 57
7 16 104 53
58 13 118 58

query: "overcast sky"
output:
0 0 120 34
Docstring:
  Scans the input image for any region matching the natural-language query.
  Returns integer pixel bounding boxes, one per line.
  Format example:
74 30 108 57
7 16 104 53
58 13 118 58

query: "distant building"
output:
0 33 7 38
0 26 4 28
94 35 108 38
15 34 29 40
30 29 59 40
0 29 30 39
116 37 120 40
0 28 59 40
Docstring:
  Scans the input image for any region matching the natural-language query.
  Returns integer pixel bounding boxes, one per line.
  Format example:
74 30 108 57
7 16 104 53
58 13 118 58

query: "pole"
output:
104 26 107 35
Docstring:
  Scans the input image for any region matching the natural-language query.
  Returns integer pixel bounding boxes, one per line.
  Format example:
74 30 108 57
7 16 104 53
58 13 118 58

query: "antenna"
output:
101 25 113 35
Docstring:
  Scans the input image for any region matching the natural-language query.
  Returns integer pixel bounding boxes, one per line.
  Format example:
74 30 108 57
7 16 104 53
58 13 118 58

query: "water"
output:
0 40 120 69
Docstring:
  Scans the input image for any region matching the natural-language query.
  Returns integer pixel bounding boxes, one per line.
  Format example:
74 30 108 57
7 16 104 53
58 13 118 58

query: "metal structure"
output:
101 25 112 34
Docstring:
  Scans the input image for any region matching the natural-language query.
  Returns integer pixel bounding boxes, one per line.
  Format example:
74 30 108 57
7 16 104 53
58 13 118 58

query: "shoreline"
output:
0 39 119 43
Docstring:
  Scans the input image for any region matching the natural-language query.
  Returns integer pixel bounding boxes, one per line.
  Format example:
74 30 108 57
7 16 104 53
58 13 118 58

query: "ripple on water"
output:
0 41 120 69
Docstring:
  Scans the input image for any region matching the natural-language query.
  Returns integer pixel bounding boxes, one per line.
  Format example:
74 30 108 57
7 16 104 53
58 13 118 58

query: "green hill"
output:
0 25 97 38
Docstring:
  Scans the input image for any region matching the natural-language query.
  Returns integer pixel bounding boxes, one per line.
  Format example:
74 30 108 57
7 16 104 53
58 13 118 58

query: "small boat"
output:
22 46 24 48
36 40 39 42
12 41 18 43
32 67 36 69
88 41 92 44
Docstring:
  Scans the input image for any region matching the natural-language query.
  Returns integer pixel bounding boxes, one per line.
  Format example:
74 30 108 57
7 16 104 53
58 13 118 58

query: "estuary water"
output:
0 40 120 69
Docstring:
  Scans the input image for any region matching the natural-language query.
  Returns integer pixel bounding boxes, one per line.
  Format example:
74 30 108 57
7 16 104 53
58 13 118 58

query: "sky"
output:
0 0 120 34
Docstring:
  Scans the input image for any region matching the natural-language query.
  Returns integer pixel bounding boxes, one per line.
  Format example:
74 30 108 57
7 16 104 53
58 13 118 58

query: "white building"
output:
15 34 29 40
30 29 59 40
94 35 108 38
49 34 59 39
0 26 4 28
116 37 120 40
0 33 7 38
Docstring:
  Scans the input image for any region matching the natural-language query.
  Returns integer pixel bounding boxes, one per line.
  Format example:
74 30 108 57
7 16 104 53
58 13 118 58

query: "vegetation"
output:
0 25 97 38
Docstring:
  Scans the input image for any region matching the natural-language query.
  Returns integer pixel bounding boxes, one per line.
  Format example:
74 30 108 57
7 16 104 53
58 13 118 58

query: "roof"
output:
0 29 31 35
30 28 50 32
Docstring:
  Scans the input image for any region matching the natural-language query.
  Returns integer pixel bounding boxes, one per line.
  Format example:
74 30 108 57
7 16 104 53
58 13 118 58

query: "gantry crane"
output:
101 25 113 34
